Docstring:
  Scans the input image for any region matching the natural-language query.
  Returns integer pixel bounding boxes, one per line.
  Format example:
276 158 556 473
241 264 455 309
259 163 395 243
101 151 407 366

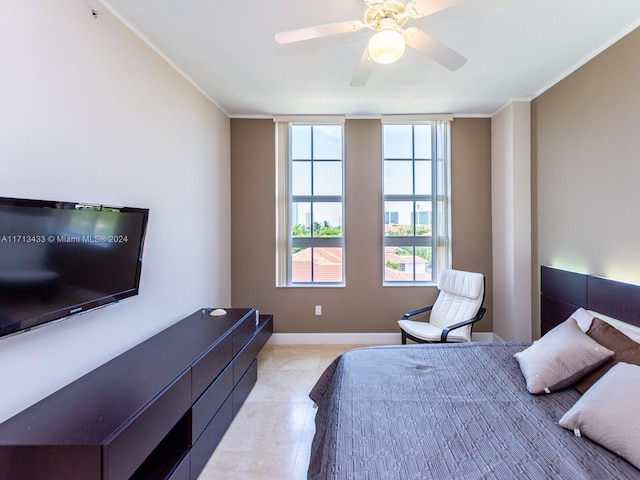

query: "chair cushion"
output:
398 269 484 343
398 319 471 342
429 270 484 333
438 269 484 299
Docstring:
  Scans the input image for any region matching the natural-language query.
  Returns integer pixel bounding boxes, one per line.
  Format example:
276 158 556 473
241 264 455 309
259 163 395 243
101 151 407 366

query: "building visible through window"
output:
382 121 450 284
275 121 344 286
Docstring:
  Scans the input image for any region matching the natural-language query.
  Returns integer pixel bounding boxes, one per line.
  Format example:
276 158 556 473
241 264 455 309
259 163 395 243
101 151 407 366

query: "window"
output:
275 120 344 286
382 120 451 284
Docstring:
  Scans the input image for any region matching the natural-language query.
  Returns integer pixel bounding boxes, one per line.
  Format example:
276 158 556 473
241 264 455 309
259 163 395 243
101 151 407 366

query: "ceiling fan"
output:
275 0 468 87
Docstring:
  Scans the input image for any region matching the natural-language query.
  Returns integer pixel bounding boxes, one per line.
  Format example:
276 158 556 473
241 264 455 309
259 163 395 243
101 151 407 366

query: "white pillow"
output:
514 318 613 394
559 362 640 469
570 308 595 332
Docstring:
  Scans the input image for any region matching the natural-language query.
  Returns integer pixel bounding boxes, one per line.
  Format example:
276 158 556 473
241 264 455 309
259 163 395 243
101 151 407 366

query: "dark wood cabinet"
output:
0 308 273 480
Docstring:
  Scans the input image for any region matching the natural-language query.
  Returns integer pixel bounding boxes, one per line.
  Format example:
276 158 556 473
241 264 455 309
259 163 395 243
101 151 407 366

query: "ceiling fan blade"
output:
350 45 374 87
275 21 364 44
404 27 467 70
406 0 464 19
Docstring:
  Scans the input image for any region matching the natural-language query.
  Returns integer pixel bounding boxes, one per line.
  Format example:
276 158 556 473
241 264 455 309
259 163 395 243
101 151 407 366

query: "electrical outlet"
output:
315 305 322 315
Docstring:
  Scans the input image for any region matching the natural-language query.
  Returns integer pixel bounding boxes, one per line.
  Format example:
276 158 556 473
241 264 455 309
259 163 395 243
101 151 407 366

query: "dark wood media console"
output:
0 308 273 480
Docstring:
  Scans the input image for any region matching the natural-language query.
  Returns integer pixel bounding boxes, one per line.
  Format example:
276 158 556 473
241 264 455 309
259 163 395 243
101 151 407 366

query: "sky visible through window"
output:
291 125 343 230
384 124 433 230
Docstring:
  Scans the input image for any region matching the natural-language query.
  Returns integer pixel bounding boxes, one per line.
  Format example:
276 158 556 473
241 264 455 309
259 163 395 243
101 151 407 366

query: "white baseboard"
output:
473 332 503 342
268 333 400 345
268 332 502 345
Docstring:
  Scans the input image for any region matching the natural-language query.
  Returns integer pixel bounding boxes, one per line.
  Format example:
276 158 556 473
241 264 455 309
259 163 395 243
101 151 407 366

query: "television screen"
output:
0 197 149 338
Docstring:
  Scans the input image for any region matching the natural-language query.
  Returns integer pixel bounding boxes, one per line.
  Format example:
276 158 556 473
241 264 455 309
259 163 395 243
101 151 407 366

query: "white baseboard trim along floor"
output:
268 331 501 345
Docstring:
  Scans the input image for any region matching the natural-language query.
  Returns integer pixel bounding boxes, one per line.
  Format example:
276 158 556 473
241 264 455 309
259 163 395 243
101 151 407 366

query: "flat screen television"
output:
0 196 149 338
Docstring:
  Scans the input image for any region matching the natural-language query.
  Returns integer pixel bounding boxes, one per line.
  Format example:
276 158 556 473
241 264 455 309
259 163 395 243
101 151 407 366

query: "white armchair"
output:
398 269 486 343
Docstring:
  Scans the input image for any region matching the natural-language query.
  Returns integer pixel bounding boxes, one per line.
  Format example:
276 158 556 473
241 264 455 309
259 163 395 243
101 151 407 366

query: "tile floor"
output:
197 343 367 480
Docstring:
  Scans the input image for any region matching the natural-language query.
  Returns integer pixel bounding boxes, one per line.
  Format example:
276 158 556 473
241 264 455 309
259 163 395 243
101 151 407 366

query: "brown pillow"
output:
574 317 640 393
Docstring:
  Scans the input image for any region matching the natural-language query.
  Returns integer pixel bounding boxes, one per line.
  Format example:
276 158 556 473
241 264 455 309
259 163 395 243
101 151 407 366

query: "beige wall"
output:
231 118 492 334
532 27 640 334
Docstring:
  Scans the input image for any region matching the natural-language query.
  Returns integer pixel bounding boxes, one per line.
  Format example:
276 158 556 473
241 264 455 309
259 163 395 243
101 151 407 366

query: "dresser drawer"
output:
189 395 233 480
232 311 256 355
0 445 100 480
232 359 257 418
191 334 233 401
191 364 233 443
233 336 257 386
167 452 190 480
103 369 191 480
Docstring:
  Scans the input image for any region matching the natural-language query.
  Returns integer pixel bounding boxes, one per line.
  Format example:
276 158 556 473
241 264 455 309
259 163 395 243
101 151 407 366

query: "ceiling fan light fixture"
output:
368 19 405 65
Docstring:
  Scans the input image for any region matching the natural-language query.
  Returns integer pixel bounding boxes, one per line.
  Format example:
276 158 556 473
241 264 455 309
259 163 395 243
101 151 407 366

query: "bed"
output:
307 266 640 479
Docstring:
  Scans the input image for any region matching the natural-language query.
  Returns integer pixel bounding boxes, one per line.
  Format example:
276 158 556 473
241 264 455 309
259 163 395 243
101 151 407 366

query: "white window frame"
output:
381 115 452 285
275 117 346 287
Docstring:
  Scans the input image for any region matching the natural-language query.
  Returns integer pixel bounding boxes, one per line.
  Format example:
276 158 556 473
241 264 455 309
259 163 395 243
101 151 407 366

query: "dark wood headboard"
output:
540 266 640 334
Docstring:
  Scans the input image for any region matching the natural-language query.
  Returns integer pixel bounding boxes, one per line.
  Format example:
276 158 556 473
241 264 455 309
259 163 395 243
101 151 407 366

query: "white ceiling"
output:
98 0 640 117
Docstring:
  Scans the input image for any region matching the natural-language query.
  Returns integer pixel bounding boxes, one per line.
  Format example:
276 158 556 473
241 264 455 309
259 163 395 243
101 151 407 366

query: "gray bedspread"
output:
308 343 640 479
